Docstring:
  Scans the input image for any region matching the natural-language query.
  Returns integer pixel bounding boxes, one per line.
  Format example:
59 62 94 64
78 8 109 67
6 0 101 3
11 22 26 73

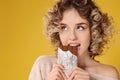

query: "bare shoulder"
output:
87 61 119 79
99 63 119 78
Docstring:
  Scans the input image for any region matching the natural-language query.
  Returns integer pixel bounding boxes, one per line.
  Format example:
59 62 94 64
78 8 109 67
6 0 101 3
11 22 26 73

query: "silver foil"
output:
57 48 78 79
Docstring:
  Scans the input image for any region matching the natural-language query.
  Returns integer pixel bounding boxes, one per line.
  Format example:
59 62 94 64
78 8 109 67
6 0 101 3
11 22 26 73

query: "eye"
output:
77 26 85 31
60 26 68 31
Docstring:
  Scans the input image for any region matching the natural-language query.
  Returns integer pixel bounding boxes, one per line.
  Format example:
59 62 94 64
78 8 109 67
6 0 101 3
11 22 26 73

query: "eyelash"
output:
77 26 85 30
60 25 86 31
60 26 67 31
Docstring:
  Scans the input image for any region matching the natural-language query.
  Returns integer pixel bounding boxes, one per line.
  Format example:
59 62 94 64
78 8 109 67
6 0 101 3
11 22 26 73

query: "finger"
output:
68 67 79 77
53 71 63 80
68 67 86 80
68 69 90 80
68 67 88 76
69 71 88 80
53 64 64 70
74 75 90 80
68 69 77 80
46 71 61 80
53 66 67 80
48 68 63 80
53 64 67 79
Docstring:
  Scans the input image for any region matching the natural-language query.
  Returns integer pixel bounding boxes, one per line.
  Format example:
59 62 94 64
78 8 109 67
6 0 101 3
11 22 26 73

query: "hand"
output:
68 67 90 80
46 64 66 80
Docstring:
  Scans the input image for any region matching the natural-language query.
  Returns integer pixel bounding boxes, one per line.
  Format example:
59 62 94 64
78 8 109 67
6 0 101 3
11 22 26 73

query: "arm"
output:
29 56 43 80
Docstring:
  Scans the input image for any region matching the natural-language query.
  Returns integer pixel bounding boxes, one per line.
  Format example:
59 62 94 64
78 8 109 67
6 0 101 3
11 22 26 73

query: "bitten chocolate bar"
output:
57 46 78 80
59 45 78 55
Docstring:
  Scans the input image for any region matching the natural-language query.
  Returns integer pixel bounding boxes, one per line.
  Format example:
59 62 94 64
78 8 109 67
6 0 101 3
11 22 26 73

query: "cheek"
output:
59 33 68 45
84 33 91 47
80 31 91 47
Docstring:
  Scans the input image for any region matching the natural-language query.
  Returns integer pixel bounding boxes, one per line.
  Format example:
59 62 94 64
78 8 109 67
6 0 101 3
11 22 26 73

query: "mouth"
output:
68 44 80 55
68 43 80 47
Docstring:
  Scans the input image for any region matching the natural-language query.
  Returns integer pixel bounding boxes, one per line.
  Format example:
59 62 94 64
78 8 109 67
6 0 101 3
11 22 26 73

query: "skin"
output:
46 8 119 80
46 64 66 80
59 8 90 57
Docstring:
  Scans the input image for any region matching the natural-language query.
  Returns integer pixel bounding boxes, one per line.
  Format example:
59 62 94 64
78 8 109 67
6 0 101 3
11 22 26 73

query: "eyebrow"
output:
59 23 67 25
76 23 89 26
59 22 89 26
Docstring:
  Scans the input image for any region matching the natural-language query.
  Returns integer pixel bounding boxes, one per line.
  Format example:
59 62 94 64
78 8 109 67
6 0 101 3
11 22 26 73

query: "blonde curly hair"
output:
44 0 113 59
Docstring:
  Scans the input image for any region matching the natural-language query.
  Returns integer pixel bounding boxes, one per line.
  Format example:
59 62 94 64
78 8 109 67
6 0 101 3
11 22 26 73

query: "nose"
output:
69 30 77 40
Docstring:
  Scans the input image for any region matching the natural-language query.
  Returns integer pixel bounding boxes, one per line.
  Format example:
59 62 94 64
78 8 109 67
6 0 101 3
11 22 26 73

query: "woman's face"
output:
59 8 91 56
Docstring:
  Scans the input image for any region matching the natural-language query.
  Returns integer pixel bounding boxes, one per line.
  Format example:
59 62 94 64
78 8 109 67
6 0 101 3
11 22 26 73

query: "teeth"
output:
69 44 80 46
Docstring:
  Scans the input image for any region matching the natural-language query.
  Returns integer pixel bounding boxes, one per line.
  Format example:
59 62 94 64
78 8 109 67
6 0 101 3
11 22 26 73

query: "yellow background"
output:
0 0 120 80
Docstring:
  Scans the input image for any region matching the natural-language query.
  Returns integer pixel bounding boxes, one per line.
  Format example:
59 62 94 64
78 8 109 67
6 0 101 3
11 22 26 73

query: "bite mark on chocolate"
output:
60 45 78 55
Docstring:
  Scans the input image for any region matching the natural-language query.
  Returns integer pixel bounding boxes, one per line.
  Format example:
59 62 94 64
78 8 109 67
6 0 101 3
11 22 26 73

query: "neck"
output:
77 51 93 69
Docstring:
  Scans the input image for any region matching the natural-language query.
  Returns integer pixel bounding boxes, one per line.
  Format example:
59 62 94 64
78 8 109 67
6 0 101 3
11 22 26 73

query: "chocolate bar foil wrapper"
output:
57 48 78 79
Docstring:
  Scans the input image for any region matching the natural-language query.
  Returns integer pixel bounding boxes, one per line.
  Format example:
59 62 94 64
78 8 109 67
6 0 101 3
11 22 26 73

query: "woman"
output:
29 0 119 80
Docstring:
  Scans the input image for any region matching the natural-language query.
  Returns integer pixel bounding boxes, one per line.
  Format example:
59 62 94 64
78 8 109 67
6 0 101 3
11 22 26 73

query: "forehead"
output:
60 8 89 24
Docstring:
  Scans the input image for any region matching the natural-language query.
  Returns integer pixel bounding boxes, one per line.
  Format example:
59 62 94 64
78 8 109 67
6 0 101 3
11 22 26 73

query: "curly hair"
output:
44 0 113 59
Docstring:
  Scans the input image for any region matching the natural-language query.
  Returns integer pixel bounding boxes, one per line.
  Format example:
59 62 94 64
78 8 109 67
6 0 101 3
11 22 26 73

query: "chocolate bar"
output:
59 45 78 55
57 47 78 79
